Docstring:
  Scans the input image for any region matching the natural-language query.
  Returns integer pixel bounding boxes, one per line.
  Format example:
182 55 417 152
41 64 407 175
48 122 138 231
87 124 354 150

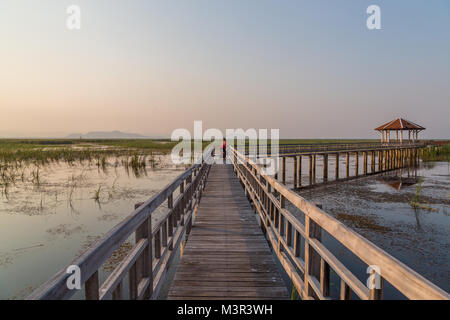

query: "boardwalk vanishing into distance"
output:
168 165 289 300
28 143 449 300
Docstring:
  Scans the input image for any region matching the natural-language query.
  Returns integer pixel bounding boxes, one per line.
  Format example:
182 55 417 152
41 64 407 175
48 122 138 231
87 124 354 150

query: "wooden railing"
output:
243 142 426 156
263 146 421 189
229 147 449 300
28 148 214 300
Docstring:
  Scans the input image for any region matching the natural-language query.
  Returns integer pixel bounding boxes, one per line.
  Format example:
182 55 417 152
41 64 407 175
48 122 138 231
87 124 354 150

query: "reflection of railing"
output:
229 146 449 300
28 148 214 300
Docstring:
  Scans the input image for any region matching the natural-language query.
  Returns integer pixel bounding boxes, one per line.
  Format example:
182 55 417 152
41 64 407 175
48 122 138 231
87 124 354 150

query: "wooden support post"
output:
386 150 389 170
282 157 286 184
394 150 398 168
392 150 395 169
355 152 359 177
335 153 339 180
394 150 396 169
346 153 349 178
378 150 382 172
395 150 398 168
391 150 394 169
274 157 278 180
323 154 328 182
293 156 298 189
298 156 302 187
312 154 316 184
371 151 375 173
363 152 367 175
309 155 313 186
387 150 390 170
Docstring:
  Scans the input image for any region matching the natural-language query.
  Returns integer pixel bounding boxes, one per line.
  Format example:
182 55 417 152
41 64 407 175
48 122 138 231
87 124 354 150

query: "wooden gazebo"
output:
375 118 425 144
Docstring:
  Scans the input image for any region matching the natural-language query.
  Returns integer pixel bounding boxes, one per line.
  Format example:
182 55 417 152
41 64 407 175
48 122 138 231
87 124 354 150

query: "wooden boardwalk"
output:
168 164 289 300
29 145 449 300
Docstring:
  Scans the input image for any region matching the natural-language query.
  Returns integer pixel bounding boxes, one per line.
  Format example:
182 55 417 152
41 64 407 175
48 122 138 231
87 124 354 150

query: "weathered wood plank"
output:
168 164 289 300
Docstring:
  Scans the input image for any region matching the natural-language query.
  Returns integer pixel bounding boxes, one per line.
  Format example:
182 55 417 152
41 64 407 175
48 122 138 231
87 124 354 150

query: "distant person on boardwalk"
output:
222 138 227 161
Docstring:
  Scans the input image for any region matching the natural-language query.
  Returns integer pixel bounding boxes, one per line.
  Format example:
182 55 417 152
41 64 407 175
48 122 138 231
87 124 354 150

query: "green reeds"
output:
420 145 450 162
409 178 439 212
93 186 102 202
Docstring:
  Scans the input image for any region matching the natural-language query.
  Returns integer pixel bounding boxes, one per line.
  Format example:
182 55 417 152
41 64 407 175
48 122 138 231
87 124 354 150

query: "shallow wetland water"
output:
0 155 186 299
298 161 449 296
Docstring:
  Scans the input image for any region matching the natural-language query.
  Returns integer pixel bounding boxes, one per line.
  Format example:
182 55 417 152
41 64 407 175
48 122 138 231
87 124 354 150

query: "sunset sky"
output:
0 0 449 139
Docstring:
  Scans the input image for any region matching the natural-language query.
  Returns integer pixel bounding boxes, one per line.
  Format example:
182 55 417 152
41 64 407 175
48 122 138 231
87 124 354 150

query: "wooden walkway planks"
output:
167 164 289 300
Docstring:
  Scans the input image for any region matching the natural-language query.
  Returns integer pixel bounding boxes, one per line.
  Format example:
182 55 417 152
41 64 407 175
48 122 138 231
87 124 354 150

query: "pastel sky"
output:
0 0 449 139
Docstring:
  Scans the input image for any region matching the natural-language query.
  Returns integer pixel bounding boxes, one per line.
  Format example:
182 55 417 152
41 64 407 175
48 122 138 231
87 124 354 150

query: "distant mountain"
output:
66 131 149 139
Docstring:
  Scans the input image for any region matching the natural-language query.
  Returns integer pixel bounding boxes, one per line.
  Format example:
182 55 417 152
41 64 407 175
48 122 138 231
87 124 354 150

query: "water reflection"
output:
0 154 186 299
378 167 419 191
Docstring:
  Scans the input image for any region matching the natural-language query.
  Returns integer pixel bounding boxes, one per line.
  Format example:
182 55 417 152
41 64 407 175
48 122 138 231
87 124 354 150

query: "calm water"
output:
297 161 449 297
0 155 186 299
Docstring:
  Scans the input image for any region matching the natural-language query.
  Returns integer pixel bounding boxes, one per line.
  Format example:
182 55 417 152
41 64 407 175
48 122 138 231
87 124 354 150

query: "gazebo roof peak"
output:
374 118 425 131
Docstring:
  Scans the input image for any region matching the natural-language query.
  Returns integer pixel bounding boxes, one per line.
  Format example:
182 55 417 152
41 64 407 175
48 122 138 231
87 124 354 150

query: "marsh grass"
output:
0 139 176 166
93 186 102 202
421 145 450 162
409 178 439 212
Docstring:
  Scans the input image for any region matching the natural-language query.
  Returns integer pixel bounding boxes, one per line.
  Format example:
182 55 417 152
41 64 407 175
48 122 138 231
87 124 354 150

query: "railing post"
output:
304 203 322 299
134 203 153 299
278 195 285 253
293 230 300 257
112 282 122 300
340 279 351 300
355 152 359 176
369 270 384 300
320 258 330 298
154 229 161 260
85 270 99 300
168 193 174 250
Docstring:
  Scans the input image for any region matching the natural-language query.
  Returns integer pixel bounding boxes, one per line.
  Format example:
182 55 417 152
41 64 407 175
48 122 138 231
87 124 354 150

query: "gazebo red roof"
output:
374 118 425 131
